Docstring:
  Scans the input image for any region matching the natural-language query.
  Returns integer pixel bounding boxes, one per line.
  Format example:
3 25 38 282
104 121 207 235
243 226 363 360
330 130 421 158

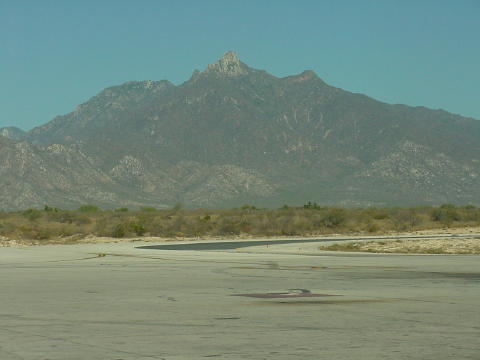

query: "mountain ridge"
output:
1 51 479 210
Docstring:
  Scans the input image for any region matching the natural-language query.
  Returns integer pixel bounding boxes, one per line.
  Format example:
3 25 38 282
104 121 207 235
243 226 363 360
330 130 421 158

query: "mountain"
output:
0 126 26 141
2 51 480 210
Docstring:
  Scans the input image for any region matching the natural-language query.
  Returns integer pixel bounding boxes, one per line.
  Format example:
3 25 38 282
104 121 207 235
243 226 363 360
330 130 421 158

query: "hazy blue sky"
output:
1 0 479 130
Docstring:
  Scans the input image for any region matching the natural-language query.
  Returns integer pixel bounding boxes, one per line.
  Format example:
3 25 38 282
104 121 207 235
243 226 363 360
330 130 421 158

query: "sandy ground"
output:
1 239 479 359
319 237 480 254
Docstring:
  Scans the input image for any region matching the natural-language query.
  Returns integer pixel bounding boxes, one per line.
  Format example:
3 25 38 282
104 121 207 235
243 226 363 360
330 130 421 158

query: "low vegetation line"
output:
1 203 479 245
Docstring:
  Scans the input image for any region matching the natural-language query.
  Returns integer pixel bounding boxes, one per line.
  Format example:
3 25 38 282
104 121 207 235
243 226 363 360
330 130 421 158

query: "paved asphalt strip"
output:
136 234 480 251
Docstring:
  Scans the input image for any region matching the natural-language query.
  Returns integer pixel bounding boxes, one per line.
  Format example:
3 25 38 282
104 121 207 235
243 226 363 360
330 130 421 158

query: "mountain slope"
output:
0 127 26 141
2 51 480 210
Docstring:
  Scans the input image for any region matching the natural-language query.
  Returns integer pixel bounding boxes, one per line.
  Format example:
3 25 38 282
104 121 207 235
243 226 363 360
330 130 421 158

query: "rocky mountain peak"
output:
204 51 249 76
299 70 318 79
2 52 480 210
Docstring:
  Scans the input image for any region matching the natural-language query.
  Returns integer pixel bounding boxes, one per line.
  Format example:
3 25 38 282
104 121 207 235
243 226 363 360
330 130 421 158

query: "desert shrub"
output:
73 214 92 225
372 210 389 220
274 215 296 236
112 224 126 238
236 217 252 233
22 209 42 221
106 218 147 238
171 203 183 213
430 209 443 222
46 210 91 225
240 204 257 211
130 222 146 236
317 208 347 228
43 205 59 212
78 205 100 213
16 222 76 240
440 203 456 209
303 201 324 210
364 220 380 233
462 208 480 222
216 217 241 235
289 215 312 233
391 210 423 231
431 208 461 225
1 204 478 241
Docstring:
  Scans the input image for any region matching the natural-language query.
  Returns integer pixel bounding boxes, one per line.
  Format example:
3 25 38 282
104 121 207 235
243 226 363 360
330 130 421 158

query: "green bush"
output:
303 201 324 210
44 205 59 212
22 209 42 221
440 203 456 209
130 222 146 236
78 205 100 213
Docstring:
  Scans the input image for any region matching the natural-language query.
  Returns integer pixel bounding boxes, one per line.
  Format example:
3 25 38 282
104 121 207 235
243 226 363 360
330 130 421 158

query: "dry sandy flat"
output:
319 226 480 254
394 226 480 236
1 238 479 360
319 237 480 254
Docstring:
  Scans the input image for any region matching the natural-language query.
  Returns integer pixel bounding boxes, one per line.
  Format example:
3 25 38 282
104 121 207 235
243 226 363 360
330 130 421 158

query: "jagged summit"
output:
2 51 480 210
204 51 249 76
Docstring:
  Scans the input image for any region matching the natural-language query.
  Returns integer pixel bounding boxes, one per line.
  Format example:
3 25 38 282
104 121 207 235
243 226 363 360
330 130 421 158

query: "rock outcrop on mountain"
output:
2 51 480 210
0 127 26 141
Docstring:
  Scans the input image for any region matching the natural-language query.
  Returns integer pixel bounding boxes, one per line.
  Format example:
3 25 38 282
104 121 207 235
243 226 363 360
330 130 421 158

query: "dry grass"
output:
0 203 479 246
